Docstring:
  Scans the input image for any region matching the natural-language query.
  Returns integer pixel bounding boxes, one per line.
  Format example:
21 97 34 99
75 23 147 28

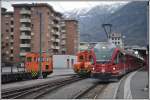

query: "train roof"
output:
94 42 116 50
119 49 144 61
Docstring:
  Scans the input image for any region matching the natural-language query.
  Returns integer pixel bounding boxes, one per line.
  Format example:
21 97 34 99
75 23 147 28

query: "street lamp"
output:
37 12 43 79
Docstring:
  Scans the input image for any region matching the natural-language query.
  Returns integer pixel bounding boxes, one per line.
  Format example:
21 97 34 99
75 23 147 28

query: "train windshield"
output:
94 42 116 63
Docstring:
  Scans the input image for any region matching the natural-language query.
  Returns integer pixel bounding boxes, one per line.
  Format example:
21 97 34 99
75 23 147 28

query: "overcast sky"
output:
1 1 129 13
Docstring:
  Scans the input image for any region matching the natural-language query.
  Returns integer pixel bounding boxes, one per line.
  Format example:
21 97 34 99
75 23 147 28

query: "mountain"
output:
106 1 148 46
64 3 127 42
64 1 148 46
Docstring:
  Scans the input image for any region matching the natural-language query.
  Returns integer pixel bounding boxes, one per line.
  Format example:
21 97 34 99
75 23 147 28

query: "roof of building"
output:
12 3 62 16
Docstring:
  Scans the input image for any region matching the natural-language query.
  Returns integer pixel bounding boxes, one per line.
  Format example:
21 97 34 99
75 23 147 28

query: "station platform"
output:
130 68 149 99
116 68 149 99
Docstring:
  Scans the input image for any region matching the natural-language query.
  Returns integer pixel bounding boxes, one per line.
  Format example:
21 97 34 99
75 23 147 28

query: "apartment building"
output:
79 42 98 50
60 19 79 55
109 32 123 48
12 3 63 62
1 3 79 64
1 8 14 64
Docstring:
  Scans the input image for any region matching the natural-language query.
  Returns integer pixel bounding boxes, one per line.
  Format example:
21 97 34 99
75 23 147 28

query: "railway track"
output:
72 83 108 99
2 75 85 99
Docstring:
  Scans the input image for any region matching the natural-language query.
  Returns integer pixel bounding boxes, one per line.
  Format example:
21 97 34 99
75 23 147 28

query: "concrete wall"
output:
53 55 77 69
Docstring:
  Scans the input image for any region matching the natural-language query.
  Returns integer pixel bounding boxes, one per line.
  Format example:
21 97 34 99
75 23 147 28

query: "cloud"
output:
1 1 128 12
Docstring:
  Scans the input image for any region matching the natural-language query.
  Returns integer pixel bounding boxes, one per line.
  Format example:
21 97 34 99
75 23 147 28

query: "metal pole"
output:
38 12 43 79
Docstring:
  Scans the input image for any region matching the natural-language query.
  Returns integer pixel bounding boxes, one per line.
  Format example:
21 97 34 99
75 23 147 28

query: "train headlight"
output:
92 67 95 70
102 69 105 73
113 67 116 70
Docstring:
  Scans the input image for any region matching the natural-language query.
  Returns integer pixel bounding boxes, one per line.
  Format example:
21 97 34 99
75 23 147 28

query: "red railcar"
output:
25 52 53 78
90 42 144 81
73 50 93 76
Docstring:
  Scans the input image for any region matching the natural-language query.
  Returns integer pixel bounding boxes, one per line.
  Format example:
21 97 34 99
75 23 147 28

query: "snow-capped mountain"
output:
64 3 127 19
63 1 147 46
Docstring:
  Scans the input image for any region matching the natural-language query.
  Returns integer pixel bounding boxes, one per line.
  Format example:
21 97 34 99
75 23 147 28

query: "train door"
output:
71 58 74 68
89 55 94 65
117 53 125 75
67 58 70 68
113 52 124 75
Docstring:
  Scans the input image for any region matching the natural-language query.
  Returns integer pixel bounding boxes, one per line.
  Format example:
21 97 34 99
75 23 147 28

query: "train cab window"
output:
79 55 84 61
27 57 32 62
114 55 119 64
119 53 125 63
34 57 37 62
46 65 49 69
46 58 49 62
89 55 94 64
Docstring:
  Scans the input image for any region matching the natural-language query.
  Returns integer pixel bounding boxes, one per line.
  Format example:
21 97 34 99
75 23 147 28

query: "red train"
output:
90 42 144 81
25 52 53 78
73 50 93 76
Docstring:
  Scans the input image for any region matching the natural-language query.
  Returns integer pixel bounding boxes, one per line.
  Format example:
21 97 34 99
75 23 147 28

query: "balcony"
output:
61 41 66 45
10 25 14 27
20 44 30 47
53 24 59 28
10 47 13 49
52 32 59 36
61 30 66 33
55 46 60 49
20 10 31 15
20 52 27 56
10 18 13 20
10 39 14 43
55 32 60 35
51 29 54 33
10 32 13 35
55 39 60 42
10 54 13 57
51 37 55 41
61 23 65 26
51 45 55 49
62 34 66 38
20 27 31 31
20 18 31 23
61 48 66 51
55 16 60 21
20 35 31 39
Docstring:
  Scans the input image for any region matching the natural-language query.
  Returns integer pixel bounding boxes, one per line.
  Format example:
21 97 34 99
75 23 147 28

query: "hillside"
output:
65 1 148 46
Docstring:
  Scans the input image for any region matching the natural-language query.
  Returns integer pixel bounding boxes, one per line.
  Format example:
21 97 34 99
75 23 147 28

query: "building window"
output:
10 57 13 61
11 21 13 25
6 29 9 32
5 22 9 25
11 35 14 39
10 42 13 45
11 28 13 32
31 24 34 28
62 51 66 54
118 42 120 44
10 50 13 53
6 43 9 46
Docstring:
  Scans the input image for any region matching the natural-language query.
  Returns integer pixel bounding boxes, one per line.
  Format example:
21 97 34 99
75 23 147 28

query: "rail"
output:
72 83 108 99
2 75 85 99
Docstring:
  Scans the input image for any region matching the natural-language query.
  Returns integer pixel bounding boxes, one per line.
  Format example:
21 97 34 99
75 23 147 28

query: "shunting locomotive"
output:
73 50 93 76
